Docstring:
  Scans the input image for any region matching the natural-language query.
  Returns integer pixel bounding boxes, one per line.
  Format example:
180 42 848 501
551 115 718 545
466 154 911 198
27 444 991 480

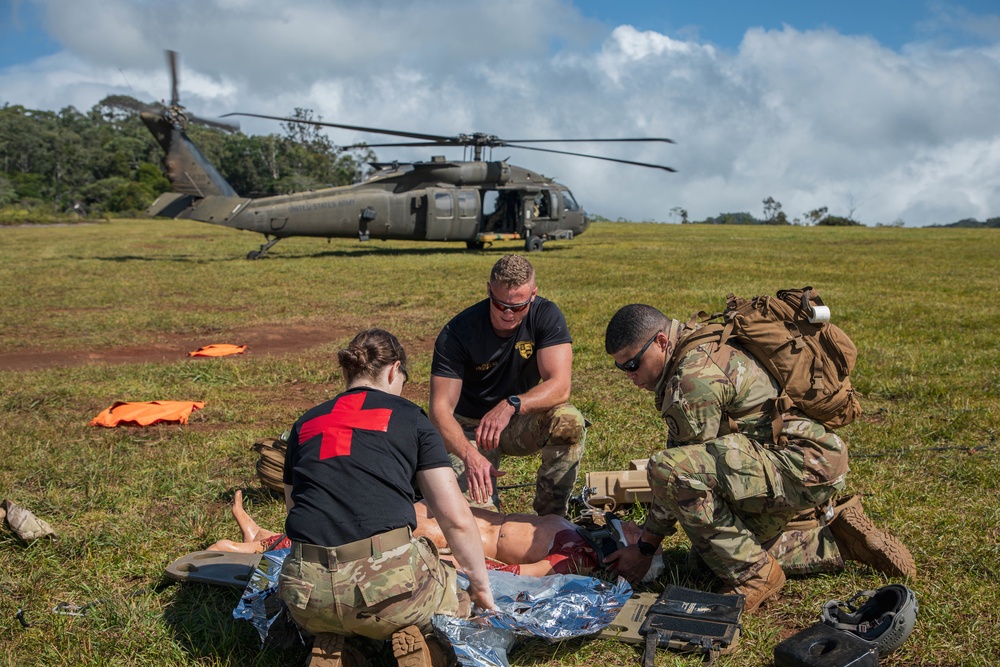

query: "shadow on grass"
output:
213 485 284 507
71 242 573 263
68 254 246 263
162 579 308 666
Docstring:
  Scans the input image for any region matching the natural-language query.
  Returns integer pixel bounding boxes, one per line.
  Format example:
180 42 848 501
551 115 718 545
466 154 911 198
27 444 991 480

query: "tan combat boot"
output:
391 625 450 667
720 556 786 613
307 633 350 667
829 494 916 578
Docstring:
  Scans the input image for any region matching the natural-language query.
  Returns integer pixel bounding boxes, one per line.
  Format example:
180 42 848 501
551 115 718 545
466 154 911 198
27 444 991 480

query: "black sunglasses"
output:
614 332 660 372
488 286 532 313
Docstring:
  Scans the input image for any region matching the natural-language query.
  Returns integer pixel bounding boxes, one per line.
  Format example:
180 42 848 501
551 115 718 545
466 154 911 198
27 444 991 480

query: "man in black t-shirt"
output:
430 254 586 516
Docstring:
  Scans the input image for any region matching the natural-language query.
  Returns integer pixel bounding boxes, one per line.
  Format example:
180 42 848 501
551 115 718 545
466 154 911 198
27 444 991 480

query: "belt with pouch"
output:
292 525 412 564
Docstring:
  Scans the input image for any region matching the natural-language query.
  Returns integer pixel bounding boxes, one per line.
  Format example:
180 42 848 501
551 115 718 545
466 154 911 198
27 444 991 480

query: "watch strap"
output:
637 538 657 557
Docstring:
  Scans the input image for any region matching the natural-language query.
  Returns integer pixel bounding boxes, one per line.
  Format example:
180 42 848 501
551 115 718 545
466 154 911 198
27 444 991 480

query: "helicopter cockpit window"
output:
483 191 500 216
434 192 454 218
457 191 478 219
562 190 580 211
533 191 552 219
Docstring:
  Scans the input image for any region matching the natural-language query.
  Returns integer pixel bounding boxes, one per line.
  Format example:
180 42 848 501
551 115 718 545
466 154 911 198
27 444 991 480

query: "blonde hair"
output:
490 254 535 288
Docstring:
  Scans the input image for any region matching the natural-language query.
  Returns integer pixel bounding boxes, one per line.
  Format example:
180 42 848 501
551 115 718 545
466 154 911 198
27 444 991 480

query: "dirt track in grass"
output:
0 322 351 372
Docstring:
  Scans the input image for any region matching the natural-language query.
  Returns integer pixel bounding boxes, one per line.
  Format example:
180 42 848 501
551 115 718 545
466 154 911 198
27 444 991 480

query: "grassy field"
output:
1 219 998 666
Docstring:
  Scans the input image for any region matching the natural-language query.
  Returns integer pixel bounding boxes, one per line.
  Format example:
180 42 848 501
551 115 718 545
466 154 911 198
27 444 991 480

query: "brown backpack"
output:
253 434 288 494
669 287 861 444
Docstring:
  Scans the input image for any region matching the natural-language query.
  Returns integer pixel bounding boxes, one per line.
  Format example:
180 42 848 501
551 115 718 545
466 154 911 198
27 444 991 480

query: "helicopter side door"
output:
425 188 481 241
481 190 523 235
524 189 558 235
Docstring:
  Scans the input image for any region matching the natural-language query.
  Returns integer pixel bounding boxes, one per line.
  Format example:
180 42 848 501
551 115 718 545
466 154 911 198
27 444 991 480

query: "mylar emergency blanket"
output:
233 550 632 667
188 344 247 357
433 570 633 667
89 400 205 427
234 547 291 645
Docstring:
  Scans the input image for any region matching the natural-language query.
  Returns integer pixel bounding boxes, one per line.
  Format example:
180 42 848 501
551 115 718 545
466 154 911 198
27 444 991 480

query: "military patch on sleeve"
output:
664 414 680 436
515 340 534 360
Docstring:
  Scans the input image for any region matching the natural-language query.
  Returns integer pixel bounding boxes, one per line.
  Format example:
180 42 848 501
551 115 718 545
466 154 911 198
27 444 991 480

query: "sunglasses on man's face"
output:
488 287 532 313
614 332 660 372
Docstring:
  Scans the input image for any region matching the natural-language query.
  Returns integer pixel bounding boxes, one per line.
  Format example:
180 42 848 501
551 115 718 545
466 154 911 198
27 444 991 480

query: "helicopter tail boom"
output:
147 192 251 224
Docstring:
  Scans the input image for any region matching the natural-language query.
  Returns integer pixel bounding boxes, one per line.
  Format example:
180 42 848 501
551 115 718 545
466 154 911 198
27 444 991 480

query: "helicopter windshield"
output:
562 190 580 211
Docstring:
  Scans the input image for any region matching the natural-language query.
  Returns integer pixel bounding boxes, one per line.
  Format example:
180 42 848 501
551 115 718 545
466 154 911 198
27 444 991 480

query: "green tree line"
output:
0 99 372 220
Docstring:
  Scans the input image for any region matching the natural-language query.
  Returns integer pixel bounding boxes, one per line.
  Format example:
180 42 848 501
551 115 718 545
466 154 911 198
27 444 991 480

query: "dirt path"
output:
0 323 350 372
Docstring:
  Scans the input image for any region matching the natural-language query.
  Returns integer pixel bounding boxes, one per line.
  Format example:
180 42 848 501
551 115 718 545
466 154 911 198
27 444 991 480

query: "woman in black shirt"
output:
278 329 494 666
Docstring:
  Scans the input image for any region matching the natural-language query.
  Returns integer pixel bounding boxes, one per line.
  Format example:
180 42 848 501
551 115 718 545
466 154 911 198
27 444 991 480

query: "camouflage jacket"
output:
652 322 849 488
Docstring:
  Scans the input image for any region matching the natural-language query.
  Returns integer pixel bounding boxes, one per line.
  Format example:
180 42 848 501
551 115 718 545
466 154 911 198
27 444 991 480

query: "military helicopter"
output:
142 51 675 259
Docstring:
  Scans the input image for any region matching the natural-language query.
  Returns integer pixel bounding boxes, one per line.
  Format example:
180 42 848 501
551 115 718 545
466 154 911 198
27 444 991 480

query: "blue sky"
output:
5 1 996 63
2 0 1000 225
576 0 1000 50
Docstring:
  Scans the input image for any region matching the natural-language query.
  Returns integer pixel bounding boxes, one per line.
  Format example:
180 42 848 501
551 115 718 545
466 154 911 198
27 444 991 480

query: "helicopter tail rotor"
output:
109 50 239 133
126 51 241 199
167 49 180 108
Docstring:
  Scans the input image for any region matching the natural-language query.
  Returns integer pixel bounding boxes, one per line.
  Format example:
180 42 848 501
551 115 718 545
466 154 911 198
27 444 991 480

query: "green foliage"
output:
0 172 14 205
135 162 171 193
0 101 369 217
695 211 761 225
10 171 49 199
936 217 1000 228
0 201 74 224
817 215 863 226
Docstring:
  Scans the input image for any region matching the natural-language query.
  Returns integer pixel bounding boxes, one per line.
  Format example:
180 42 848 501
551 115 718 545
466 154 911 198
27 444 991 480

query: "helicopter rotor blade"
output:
503 137 676 145
505 143 676 172
222 112 454 143
339 141 455 150
167 50 180 107
222 111 674 170
103 95 161 115
188 113 240 133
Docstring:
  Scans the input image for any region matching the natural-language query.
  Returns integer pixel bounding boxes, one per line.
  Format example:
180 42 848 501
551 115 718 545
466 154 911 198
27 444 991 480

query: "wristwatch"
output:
636 538 657 557
506 395 521 415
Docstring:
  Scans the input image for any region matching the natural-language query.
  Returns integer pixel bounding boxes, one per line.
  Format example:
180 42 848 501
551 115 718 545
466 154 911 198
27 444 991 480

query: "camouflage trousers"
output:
453 403 586 517
277 535 468 641
648 433 846 585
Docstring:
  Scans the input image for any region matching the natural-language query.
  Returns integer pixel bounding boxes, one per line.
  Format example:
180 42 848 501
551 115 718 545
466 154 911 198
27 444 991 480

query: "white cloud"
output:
1 0 999 225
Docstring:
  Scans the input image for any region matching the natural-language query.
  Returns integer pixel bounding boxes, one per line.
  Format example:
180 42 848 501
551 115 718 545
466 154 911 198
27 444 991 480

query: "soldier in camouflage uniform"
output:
278 329 494 667
431 255 585 517
603 305 915 612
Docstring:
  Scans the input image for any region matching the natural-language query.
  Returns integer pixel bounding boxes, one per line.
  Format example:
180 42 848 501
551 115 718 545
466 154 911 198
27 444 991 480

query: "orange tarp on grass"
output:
188 344 247 357
90 401 206 427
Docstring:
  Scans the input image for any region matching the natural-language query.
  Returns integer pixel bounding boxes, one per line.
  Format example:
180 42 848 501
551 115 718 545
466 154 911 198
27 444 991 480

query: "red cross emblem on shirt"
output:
298 391 392 459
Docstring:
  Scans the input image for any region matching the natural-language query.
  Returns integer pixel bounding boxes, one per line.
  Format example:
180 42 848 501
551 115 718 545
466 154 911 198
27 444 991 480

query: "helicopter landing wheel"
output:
525 235 544 252
247 235 282 260
466 240 485 250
